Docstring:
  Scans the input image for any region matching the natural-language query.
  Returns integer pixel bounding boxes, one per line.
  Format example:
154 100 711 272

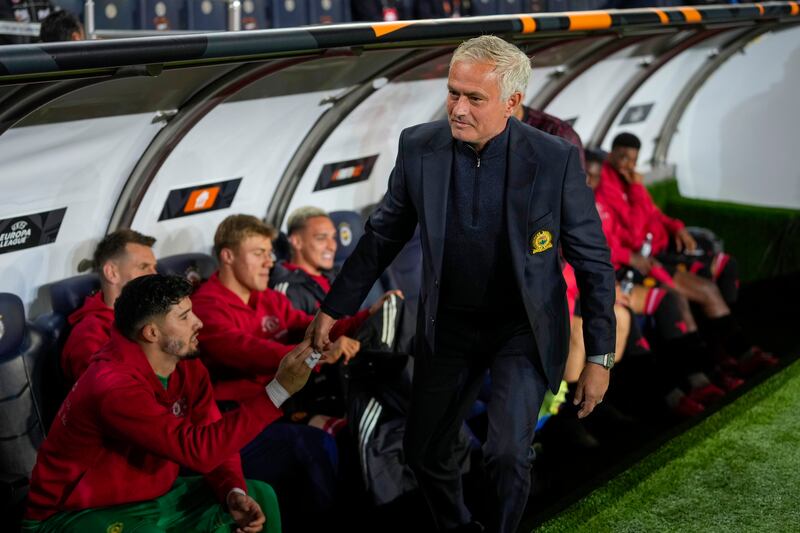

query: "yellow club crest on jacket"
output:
530 230 553 255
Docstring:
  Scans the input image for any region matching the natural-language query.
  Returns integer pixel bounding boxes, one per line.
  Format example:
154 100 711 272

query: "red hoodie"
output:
26 328 281 521
61 291 113 384
594 161 684 269
192 273 368 402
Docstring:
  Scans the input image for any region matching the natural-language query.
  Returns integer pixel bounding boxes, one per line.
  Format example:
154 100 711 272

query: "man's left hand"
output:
369 290 404 315
227 491 266 533
674 228 697 253
573 363 610 419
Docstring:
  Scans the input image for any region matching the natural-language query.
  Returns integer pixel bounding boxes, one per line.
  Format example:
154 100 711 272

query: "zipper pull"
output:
476 157 481 168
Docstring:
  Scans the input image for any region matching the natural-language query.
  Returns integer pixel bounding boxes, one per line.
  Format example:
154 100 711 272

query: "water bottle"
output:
621 270 635 296
640 232 653 258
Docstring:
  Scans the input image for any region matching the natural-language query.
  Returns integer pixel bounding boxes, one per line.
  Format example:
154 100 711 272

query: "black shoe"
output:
541 413 600 450
590 400 637 426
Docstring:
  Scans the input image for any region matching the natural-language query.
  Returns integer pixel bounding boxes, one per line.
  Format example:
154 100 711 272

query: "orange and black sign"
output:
0 207 67 255
314 155 378 192
159 178 241 221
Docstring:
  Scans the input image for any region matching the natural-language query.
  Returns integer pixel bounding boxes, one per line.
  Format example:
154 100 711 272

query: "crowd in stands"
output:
1 0 738 45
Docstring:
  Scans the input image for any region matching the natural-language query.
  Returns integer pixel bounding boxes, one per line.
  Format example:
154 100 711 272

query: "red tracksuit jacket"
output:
192 273 368 402
26 329 281 521
594 161 684 269
61 291 113 384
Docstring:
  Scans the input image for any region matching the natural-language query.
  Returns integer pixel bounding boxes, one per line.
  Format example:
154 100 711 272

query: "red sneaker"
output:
718 356 740 374
673 396 706 418
688 383 726 405
717 373 745 392
738 348 779 376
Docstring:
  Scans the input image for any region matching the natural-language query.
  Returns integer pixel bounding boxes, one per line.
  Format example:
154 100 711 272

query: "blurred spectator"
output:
351 0 412 21
39 9 84 42
1 0 54 44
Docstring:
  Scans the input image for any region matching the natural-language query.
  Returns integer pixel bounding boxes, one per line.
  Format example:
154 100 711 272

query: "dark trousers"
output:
404 312 549 533
240 422 339 532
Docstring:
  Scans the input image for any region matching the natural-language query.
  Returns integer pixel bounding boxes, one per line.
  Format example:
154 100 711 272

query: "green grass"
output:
537 360 800 533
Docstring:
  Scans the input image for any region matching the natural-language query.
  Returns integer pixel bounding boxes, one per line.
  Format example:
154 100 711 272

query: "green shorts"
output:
22 477 281 533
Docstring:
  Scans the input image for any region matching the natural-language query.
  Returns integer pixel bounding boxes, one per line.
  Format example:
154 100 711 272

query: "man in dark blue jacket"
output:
305 35 616 533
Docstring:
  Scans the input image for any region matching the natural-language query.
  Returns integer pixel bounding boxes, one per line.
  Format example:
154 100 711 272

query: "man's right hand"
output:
304 310 337 352
274 340 314 396
628 253 653 275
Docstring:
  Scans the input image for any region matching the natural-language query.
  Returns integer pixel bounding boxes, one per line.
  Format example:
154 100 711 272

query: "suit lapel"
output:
422 127 453 279
506 119 539 294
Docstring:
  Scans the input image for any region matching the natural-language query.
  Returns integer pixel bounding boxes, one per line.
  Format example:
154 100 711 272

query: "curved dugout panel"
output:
667 24 800 208
0 4 797 311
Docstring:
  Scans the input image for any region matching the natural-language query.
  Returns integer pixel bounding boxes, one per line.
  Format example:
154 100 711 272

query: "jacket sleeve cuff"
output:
319 302 345 320
265 379 291 408
227 487 247 504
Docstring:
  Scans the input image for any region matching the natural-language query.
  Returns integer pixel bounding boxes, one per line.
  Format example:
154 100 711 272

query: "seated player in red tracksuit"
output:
24 274 316 533
61 229 158 384
191 214 399 528
594 132 777 376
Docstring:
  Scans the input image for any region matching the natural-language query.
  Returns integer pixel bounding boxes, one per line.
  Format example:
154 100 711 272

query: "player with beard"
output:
24 275 315 533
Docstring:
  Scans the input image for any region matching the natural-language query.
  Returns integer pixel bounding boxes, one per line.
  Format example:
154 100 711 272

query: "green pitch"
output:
537 359 800 533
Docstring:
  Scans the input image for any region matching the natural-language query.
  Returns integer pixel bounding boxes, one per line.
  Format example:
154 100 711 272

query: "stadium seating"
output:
497 0 523 14
270 0 309 28
140 0 187 30
329 210 363 268
187 0 227 30
241 0 268 29
273 231 292 264
0 294 50 485
50 274 101 321
95 0 141 29
329 210 393 309
33 274 103 426
52 0 85 19
157 252 218 285
308 0 350 25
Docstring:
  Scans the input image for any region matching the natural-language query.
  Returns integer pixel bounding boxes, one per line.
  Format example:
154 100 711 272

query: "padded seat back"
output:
157 253 218 286
140 0 187 30
271 0 309 28
308 0 349 24
329 210 364 268
0 294 47 479
187 0 227 30
241 0 268 29
50 274 100 319
95 0 141 29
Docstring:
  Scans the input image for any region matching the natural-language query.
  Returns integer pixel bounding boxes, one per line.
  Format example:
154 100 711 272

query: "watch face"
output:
606 354 615 369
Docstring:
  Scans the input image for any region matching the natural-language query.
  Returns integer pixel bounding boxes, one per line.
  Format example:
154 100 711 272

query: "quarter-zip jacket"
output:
61 291 113 384
192 273 368 402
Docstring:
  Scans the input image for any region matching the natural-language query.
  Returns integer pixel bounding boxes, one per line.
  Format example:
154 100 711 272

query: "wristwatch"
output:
586 353 615 370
